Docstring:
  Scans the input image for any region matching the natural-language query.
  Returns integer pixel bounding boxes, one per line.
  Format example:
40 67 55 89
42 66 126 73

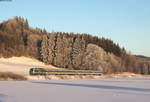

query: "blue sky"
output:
0 0 150 56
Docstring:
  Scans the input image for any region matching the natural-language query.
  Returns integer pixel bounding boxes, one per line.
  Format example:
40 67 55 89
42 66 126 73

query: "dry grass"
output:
0 72 27 80
26 75 102 80
26 72 150 80
100 72 150 78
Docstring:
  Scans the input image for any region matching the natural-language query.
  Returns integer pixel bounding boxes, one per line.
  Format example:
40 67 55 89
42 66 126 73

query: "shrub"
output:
0 72 27 80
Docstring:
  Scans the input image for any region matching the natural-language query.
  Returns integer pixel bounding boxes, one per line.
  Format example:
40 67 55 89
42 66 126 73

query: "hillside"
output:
136 55 150 61
0 57 56 76
0 17 150 74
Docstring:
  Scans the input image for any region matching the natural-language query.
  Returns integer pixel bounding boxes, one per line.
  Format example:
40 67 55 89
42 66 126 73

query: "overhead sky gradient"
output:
0 0 150 56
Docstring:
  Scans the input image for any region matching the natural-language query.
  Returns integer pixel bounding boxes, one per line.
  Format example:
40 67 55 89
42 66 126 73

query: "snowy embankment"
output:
0 57 149 80
26 72 150 80
0 78 150 102
0 57 56 76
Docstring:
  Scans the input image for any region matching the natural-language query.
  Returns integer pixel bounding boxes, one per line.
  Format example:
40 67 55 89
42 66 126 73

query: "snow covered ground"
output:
0 57 56 76
0 78 150 102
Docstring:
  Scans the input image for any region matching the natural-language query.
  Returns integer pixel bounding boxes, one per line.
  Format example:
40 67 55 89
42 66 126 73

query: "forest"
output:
0 17 150 74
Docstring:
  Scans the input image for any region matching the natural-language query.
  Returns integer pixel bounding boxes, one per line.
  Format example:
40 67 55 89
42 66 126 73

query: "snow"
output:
0 57 56 76
0 78 150 102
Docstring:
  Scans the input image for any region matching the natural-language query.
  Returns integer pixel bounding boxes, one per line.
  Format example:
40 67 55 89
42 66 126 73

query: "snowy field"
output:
0 78 150 102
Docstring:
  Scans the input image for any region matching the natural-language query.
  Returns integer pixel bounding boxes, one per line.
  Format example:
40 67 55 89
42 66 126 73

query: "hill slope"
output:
0 57 56 76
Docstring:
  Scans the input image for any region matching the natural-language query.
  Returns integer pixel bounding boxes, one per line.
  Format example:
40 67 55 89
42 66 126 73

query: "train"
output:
29 68 102 76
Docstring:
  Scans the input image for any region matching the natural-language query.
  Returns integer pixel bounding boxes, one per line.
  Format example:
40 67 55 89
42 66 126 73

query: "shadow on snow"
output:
32 81 150 93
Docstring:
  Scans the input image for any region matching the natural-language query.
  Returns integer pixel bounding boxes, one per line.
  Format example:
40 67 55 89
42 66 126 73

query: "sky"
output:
0 0 150 56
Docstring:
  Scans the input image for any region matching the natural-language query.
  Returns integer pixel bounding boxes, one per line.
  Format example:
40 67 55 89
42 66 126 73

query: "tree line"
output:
41 32 123 71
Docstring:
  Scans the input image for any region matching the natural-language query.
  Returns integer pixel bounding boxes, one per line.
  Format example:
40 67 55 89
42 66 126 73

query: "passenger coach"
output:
29 68 102 76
